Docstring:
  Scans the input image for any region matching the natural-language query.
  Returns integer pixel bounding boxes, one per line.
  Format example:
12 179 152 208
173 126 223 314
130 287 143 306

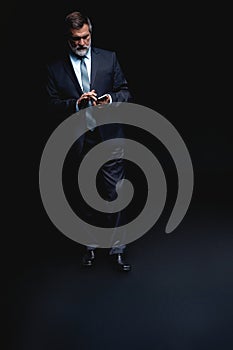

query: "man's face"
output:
68 24 91 56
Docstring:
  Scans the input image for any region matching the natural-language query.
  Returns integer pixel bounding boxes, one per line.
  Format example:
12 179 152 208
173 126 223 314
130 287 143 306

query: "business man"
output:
45 11 133 271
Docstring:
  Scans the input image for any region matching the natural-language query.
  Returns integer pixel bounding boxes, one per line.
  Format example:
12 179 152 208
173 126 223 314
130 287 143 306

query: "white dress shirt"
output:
69 49 91 92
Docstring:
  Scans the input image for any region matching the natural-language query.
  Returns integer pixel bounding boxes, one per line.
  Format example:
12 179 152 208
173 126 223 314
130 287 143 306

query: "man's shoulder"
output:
92 47 116 57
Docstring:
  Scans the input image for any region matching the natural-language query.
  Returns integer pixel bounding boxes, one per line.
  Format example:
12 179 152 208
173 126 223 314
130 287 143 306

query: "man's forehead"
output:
70 24 90 36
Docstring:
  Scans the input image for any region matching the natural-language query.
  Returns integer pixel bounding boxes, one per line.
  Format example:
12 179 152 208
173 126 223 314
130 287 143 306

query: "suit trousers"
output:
81 127 126 254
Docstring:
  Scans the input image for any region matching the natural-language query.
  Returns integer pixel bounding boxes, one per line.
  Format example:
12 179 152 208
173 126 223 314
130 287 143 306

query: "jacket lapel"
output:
63 53 83 94
90 48 99 88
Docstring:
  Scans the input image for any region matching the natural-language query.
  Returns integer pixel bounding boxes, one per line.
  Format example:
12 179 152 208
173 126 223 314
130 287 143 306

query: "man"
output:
45 11 133 271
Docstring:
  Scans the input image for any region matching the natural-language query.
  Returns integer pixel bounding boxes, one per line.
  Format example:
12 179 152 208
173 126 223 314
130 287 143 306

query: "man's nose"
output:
79 38 85 45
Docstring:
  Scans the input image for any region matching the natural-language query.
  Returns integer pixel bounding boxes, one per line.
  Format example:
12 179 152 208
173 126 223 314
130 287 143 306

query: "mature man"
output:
45 11 133 271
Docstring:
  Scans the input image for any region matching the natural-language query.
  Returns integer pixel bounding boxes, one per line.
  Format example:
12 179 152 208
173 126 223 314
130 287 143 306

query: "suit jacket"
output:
46 46 133 147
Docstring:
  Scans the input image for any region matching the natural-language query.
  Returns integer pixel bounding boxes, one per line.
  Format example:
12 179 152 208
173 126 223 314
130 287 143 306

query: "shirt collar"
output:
85 48 91 59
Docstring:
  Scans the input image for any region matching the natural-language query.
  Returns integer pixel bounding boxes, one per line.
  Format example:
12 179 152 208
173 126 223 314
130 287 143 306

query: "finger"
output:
90 95 97 101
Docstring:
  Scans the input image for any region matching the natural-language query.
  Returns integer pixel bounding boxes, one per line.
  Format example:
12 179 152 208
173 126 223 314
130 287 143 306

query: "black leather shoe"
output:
116 253 131 271
82 249 95 267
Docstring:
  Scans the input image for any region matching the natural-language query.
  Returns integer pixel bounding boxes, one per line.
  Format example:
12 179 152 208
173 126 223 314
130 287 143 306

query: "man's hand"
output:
77 89 97 108
95 94 110 106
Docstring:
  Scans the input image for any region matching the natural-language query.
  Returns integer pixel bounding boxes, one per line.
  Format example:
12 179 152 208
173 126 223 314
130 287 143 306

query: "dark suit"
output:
45 46 133 252
46 47 132 117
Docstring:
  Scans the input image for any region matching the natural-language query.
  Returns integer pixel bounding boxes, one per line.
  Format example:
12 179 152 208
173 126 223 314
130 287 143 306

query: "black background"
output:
3 1 232 349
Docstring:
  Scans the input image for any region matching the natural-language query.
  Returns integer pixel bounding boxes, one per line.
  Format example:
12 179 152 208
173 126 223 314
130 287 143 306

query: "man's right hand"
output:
77 89 97 108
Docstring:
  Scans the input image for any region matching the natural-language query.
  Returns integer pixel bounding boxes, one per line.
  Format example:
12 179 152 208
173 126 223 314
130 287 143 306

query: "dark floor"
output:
6 188 233 350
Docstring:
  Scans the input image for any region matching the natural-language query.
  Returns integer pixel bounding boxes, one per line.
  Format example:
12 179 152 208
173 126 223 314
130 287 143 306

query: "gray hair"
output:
64 11 92 35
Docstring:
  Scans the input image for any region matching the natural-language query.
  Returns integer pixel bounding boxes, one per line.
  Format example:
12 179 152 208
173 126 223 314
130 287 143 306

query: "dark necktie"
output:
80 57 96 130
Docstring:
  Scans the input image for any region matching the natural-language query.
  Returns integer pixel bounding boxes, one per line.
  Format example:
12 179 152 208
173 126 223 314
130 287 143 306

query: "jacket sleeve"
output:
110 52 133 103
46 64 77 120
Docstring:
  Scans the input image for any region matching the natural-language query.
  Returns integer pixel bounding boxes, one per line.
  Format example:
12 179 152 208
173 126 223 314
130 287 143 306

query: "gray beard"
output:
68 42 90 57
